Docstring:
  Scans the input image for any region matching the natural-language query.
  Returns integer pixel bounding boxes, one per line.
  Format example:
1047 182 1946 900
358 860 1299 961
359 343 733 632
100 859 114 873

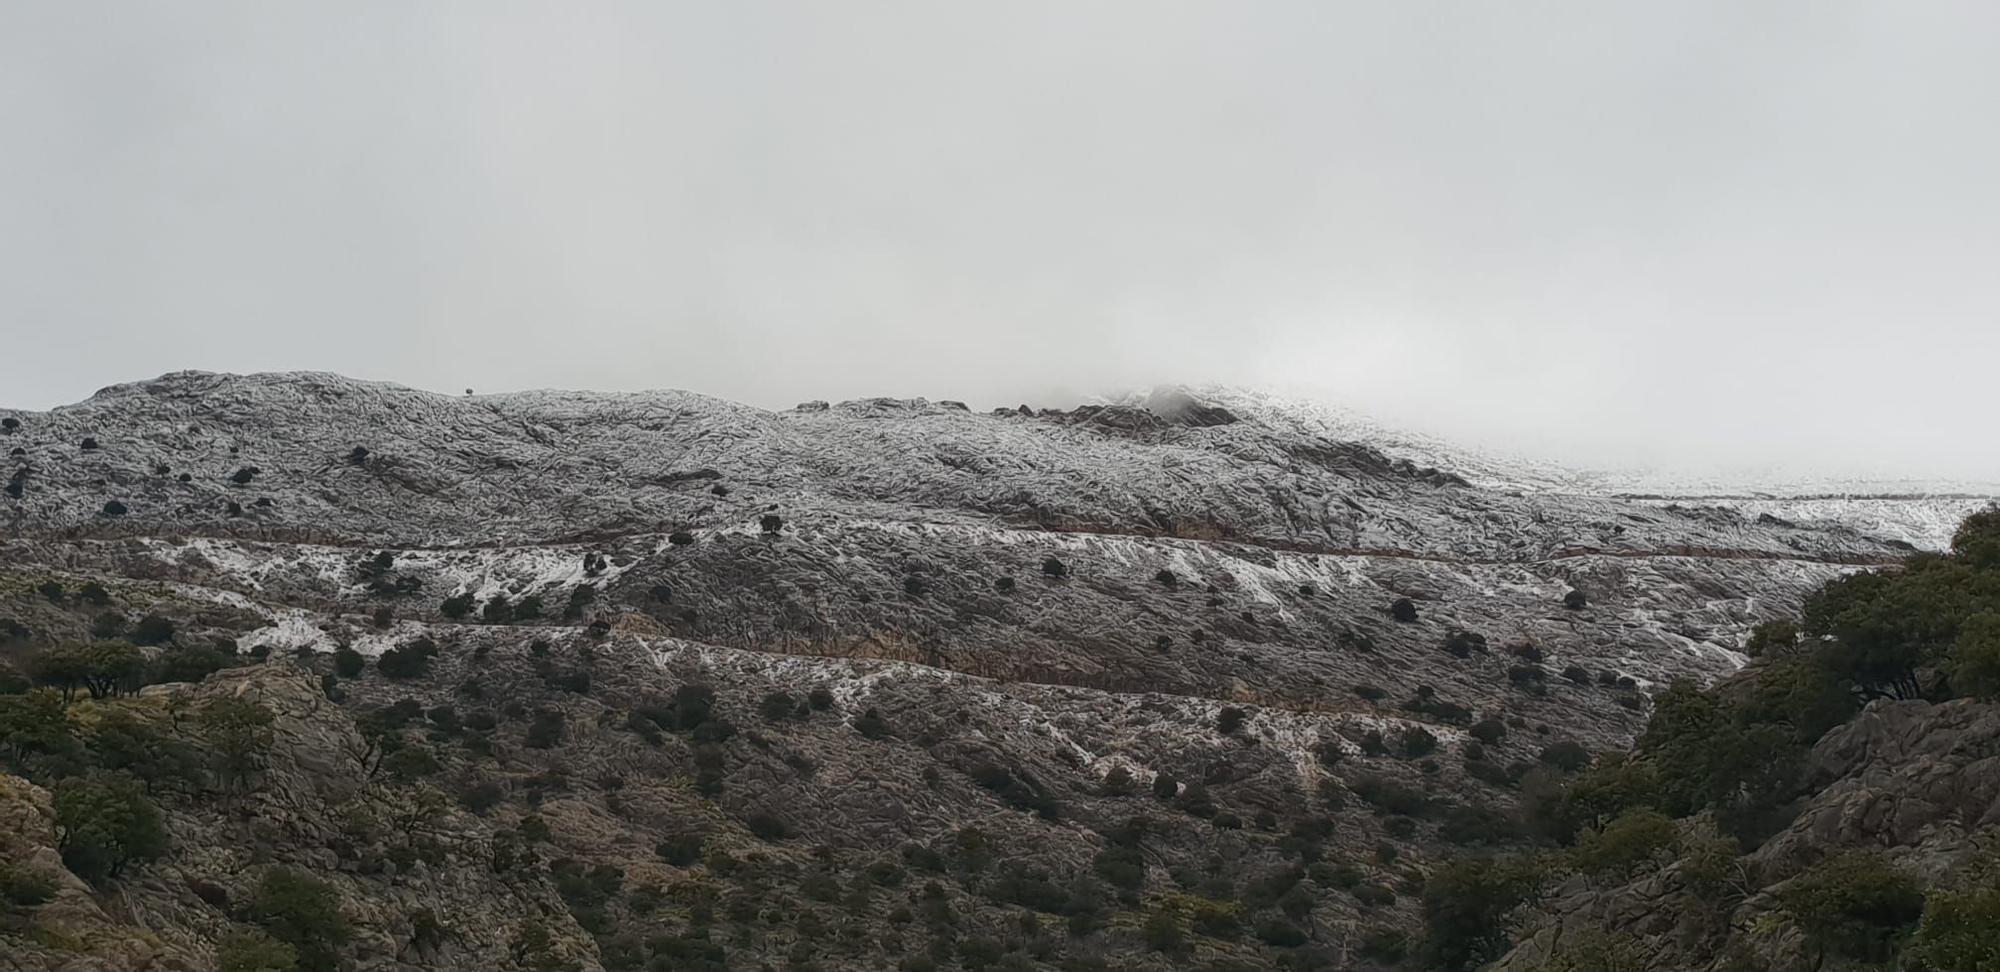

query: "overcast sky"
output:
3 2 1996 481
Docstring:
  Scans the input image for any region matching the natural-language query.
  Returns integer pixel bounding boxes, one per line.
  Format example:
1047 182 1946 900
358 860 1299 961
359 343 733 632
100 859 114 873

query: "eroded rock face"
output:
0 666 598 972
1497 696 2000 972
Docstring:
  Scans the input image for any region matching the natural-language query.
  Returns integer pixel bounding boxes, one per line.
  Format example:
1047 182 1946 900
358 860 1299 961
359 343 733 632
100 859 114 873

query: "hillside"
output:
0 371 1988 971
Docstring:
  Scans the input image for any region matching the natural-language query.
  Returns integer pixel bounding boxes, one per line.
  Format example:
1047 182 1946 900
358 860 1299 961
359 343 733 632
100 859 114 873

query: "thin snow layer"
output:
1194 385 1995 551
0 370 1976 757
1634 495 1992 552
639 633 1462 800
236 609 327 655
126 536 640 604
0 370 1935 563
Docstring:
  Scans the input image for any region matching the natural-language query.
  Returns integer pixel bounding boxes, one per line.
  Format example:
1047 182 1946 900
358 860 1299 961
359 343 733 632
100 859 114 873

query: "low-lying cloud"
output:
3 2 1996 481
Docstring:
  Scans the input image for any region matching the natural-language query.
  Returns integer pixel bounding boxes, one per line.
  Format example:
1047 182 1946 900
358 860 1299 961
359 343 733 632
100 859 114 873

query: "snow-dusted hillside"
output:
1185 385 1996 550
4 370 1980 758
3 370 1991 971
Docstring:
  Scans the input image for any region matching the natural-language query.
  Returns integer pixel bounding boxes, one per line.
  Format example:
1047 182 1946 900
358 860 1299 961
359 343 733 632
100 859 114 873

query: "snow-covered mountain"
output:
2 370 1990 971
4 370 1971 743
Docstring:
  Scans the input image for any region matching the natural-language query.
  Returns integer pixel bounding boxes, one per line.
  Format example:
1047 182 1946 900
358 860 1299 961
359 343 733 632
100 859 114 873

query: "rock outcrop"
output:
1497 696 2000 971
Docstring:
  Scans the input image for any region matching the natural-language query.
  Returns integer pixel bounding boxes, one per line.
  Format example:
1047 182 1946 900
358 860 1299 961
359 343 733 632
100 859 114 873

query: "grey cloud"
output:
2 1 1996 480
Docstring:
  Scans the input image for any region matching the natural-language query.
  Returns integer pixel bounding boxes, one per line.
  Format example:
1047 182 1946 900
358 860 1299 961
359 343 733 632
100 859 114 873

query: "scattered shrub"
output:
332 648 365 678
1948 612 2000 698
246 868 351 972
760 691 800 721
1443 630 1487 657
1469 718 1506 745
375 639 437 679
1356 926 1409 962
1909 886 2000 971
968 762 1060 819
481 595 515 624
850 707 889 738
745 813 792 841
458 780 504 814
1349 773 1427 817
1400 726 1438 758
1439 803 1521 846
657 832 705 866
1539 740 1591 773
1359 730 1389 757
1142 905 1188 953
1417 854 1548 971
439 593 474 620
1773 851 1925 960
1352 883 1396 908
53 772 167 884
1572 808 1679 878
214 927 299 972
130 614 176 646
524 709 565 749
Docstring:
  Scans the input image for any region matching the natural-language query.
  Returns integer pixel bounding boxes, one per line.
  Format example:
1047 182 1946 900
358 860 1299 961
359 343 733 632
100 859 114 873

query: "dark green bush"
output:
439 593 474 619
332 648 365 678
1417 854 1547 971
246 868 350 972
1773 851 1924 961
1349 773 1428 817
656 832 705 866
1571 808 1679 878
130 614 176 646
214 927 299 972
1538 740 1591 773
1401 726 1438 758
759 691 800 721
745 813 792 841
53 772 167 884
375 638 437 679
524 709 564 748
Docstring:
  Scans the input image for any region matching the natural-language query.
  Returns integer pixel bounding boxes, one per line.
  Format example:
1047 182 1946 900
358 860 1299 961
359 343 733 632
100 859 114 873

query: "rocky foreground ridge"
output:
0 371 1991 971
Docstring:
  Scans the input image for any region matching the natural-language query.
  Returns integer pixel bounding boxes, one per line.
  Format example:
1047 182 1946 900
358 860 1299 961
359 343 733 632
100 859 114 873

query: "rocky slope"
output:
0 371 1985 971
1495 694 2000 971
1 372 1947 743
